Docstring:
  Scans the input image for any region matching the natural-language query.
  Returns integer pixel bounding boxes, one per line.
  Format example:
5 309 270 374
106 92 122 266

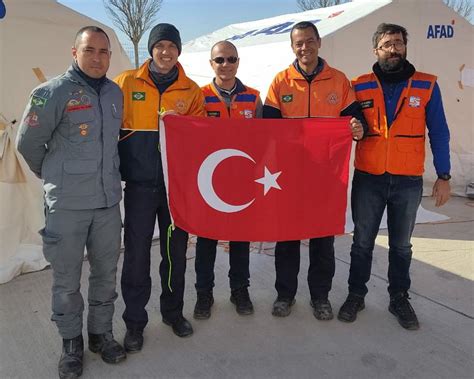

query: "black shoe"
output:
123 329 143 353
272 297 295 317
389 293 420 330
338 293 365 322
88 332 127 364
163 316 194 337
310 298 334 320
58 335 83 379
194 291 214 320
230 287 254 315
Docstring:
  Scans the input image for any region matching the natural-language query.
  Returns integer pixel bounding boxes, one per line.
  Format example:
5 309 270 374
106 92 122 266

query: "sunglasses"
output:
211 56 238 64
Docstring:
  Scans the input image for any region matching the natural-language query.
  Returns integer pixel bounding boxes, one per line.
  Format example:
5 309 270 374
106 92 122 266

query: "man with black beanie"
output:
114 23 204 352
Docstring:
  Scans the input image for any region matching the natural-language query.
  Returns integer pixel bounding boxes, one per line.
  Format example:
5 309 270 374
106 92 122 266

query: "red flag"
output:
161 115 352 242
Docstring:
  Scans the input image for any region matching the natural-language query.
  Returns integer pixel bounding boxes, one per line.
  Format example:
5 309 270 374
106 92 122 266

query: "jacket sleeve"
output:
426 81 450 175
187 85 206 116
340 79 368 138
16 87 62 177
263 76 283 119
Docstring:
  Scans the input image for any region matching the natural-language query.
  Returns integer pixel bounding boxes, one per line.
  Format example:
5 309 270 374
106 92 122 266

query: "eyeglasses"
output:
211 56 238 64
376 41 405 51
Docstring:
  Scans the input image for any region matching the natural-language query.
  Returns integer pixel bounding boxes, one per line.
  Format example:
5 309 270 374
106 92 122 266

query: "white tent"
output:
180 0 473 197
0 0 131 284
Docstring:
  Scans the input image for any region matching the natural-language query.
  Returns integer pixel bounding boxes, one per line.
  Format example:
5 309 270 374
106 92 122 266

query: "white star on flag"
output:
255 166 282 196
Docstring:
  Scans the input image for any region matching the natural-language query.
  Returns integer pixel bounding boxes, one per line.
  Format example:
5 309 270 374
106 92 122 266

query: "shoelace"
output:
343 297 362 312
393 297 415 317
197 293 213 307
233 289 250 303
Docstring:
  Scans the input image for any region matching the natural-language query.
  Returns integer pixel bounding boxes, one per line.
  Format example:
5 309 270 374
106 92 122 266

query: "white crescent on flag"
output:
197 148 282 213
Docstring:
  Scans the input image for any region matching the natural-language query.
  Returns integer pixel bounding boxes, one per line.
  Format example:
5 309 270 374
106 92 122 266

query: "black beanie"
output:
148 23 182 56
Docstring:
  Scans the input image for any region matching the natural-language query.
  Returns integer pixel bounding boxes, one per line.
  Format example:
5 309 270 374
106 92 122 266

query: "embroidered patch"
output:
175 99 187 113
242 109 253 119
281 95 293 103
79 123 89 136
24 112 40 128
360 99 374 109
282 94 293 103
327 92 339 105
67 104 92 112
408 96 421 108
31 95 47 108
132 92 146 101
207 111 220 117
66 97 93 112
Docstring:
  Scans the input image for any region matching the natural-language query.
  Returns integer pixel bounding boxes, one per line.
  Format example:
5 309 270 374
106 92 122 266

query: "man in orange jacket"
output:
338 23 451 330
114 23 204 351
263 21 366 321
193 41 262 320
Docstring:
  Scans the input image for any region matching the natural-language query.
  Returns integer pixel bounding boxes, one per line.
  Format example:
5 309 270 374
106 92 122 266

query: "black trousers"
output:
275 236 335 300
195 237 250 292
121 183 188 331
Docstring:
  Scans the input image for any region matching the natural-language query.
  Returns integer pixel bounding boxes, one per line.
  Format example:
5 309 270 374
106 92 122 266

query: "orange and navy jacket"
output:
264 61 356 118
201 80 261 119
352 71 437 176
114 60 205 184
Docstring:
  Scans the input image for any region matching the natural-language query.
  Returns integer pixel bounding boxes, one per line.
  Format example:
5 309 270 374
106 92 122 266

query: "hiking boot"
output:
310 298 334 320
337 293 365 322
123 329 143 353
58 334 83 379
272 297 296 317
194 291 214 320
88 332 127 364
389 293 420 330
163 316 194 337
230 287 254 315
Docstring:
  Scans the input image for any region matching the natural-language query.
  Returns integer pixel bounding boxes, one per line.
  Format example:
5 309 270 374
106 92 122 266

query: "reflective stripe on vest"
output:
202 83 259 119
352 71 436 175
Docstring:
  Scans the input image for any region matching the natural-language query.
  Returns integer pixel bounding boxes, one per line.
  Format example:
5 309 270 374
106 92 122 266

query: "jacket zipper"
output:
155 95 162 188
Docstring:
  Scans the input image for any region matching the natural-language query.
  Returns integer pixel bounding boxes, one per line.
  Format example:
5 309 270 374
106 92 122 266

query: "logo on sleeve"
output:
408 96 421 108
31 95 47 108
360 99 374 109
132 92 146 101
281 94 293 103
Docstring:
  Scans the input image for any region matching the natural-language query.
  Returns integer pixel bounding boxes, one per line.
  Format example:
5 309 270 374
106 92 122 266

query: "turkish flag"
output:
161 115 352 242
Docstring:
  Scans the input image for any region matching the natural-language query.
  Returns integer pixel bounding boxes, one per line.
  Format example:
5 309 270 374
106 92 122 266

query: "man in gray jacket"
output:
17 26 126 379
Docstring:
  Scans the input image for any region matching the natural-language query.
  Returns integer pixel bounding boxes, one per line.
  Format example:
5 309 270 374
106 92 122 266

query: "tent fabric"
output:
180 0 473 197
0 0 131 284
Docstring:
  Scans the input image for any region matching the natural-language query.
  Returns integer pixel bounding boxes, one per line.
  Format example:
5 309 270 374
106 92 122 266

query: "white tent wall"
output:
0 0 131 284
180 0 473 196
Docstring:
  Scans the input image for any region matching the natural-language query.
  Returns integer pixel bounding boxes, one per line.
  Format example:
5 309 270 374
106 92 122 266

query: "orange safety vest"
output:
114 60 205 133
201 83 260 118
352 71 436 176
265 62 355 118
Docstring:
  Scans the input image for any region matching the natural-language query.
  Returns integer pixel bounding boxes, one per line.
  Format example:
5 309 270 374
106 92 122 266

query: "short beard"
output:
378 53 406 72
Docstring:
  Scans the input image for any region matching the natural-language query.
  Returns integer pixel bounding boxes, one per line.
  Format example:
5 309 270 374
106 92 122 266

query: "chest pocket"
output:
68 109 96 142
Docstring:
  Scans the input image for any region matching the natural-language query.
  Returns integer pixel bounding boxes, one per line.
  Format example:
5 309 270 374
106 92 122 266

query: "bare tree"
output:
444 0 473 20
103 0 162 68
297 0 348 11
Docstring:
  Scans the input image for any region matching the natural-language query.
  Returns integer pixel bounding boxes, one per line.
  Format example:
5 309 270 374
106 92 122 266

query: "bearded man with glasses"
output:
338 23 451 330
193 40 263 320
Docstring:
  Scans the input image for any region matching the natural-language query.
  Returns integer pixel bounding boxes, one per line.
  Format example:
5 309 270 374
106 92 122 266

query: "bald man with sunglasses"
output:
193 41 262 320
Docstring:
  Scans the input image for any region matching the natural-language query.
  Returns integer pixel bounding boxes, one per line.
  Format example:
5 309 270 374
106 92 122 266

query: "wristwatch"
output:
437 173 451 181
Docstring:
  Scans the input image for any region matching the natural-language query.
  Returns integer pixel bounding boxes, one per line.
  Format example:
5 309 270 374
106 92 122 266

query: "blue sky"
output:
58 0 301 43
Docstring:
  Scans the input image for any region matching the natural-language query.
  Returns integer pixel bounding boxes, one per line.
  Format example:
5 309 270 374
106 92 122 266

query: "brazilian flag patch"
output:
31 95 48 108
132 92 146 101
282 94 293 103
